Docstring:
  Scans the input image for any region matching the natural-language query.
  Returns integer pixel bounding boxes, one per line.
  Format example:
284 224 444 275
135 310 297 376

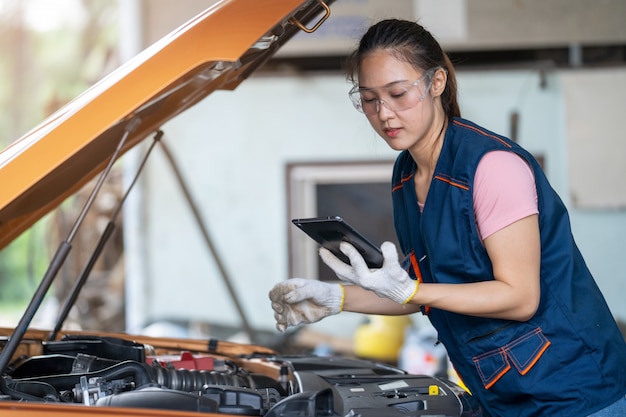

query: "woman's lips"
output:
383 127 402 138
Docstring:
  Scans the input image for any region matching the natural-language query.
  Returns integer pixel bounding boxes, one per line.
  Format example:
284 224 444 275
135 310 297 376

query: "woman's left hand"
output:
319 241 418 304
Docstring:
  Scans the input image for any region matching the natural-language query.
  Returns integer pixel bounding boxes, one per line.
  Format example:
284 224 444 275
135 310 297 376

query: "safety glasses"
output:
348 67 441 115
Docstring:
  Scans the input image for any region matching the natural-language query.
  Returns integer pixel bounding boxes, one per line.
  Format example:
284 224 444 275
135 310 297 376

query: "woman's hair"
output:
346 19 460 119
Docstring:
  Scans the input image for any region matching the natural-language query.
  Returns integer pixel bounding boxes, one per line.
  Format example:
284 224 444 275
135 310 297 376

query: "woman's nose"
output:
376 100 395 119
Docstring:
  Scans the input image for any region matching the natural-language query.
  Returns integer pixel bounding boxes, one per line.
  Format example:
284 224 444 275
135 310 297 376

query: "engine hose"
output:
146 365 255 392
0 376 47 402
11 361 284 400
14 361 153 391
9 380 59 401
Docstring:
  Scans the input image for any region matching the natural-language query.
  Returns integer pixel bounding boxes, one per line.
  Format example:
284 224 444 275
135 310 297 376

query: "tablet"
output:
292 216 384 268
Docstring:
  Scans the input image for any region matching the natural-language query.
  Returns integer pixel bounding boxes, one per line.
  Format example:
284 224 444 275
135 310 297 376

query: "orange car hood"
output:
0 0 334 250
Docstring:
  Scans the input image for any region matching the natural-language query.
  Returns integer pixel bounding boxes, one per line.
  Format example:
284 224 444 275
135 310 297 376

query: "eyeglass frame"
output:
348 67 444 115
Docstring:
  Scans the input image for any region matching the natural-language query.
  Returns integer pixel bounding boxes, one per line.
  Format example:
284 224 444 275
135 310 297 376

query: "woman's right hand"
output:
269 278 344 332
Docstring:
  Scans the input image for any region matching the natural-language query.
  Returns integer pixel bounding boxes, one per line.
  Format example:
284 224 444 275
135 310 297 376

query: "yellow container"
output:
353 315 411 363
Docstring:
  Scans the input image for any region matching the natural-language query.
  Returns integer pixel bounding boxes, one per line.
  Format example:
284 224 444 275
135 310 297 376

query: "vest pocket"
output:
472 327 551 390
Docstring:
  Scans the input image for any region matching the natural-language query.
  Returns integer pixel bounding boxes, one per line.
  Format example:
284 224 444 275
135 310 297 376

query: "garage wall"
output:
140 0 626 53
563 69 626 208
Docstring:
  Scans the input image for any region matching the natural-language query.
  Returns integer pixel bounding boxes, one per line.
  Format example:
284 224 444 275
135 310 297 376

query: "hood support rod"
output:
47 130 163 342
0 117 141 374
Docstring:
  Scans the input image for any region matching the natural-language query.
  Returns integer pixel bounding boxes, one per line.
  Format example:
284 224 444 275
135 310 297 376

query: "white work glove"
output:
319 241 418 305
269 278 344 333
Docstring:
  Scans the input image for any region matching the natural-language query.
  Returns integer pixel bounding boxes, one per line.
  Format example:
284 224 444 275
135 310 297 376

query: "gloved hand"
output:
319 241 418 305
269 278 344 333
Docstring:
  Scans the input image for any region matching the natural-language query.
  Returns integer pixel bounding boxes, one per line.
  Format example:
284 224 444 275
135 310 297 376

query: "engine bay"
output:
0 333 482 416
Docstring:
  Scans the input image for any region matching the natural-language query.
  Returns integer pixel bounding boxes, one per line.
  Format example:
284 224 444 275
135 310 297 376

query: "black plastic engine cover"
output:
43 335 145 362
269 355 484 417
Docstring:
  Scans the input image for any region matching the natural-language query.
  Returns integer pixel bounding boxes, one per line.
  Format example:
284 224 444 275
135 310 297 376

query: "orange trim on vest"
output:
484 362 512 390
433 175 470 190
392 173 414 192
520 340 551 375
453 119 512 148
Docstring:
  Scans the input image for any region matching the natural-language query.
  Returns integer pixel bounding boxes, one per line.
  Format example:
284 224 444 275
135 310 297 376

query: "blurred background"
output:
0 0 625 376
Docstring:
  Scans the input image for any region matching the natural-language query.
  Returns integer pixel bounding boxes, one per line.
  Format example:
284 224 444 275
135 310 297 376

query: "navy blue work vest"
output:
391 117 626 416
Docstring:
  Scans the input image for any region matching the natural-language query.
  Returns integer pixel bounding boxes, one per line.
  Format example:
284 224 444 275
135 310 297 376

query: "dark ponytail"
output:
346 19 460 119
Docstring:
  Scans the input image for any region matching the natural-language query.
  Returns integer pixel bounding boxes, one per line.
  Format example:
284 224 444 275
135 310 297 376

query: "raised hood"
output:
0 0 334 250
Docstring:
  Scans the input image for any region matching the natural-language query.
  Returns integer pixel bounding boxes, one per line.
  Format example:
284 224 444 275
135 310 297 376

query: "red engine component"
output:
146 351 216 371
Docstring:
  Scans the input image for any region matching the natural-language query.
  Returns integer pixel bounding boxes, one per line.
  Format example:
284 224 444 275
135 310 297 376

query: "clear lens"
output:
349 67 441 115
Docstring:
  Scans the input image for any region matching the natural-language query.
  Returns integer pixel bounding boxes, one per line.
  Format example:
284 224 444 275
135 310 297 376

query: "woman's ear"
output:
430 68 447 98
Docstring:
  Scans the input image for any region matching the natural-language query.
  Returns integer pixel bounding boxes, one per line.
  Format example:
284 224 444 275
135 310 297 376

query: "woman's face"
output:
357 50 443 152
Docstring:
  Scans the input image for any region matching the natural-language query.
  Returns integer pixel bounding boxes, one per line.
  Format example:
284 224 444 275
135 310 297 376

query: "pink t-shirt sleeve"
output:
473 151 539 240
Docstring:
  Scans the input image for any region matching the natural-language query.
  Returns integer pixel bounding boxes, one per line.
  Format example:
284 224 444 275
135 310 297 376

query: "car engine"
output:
0 333 484 416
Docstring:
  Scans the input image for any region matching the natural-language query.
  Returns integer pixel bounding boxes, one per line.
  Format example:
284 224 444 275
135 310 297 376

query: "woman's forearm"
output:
342 284 421 315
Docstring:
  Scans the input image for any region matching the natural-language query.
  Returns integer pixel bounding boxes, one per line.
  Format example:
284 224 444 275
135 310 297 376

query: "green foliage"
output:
0 0 119 312
0 0 119 146
0 219 50 303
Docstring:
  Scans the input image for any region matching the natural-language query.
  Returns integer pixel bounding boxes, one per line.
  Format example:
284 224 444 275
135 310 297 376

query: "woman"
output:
269 19 626 416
